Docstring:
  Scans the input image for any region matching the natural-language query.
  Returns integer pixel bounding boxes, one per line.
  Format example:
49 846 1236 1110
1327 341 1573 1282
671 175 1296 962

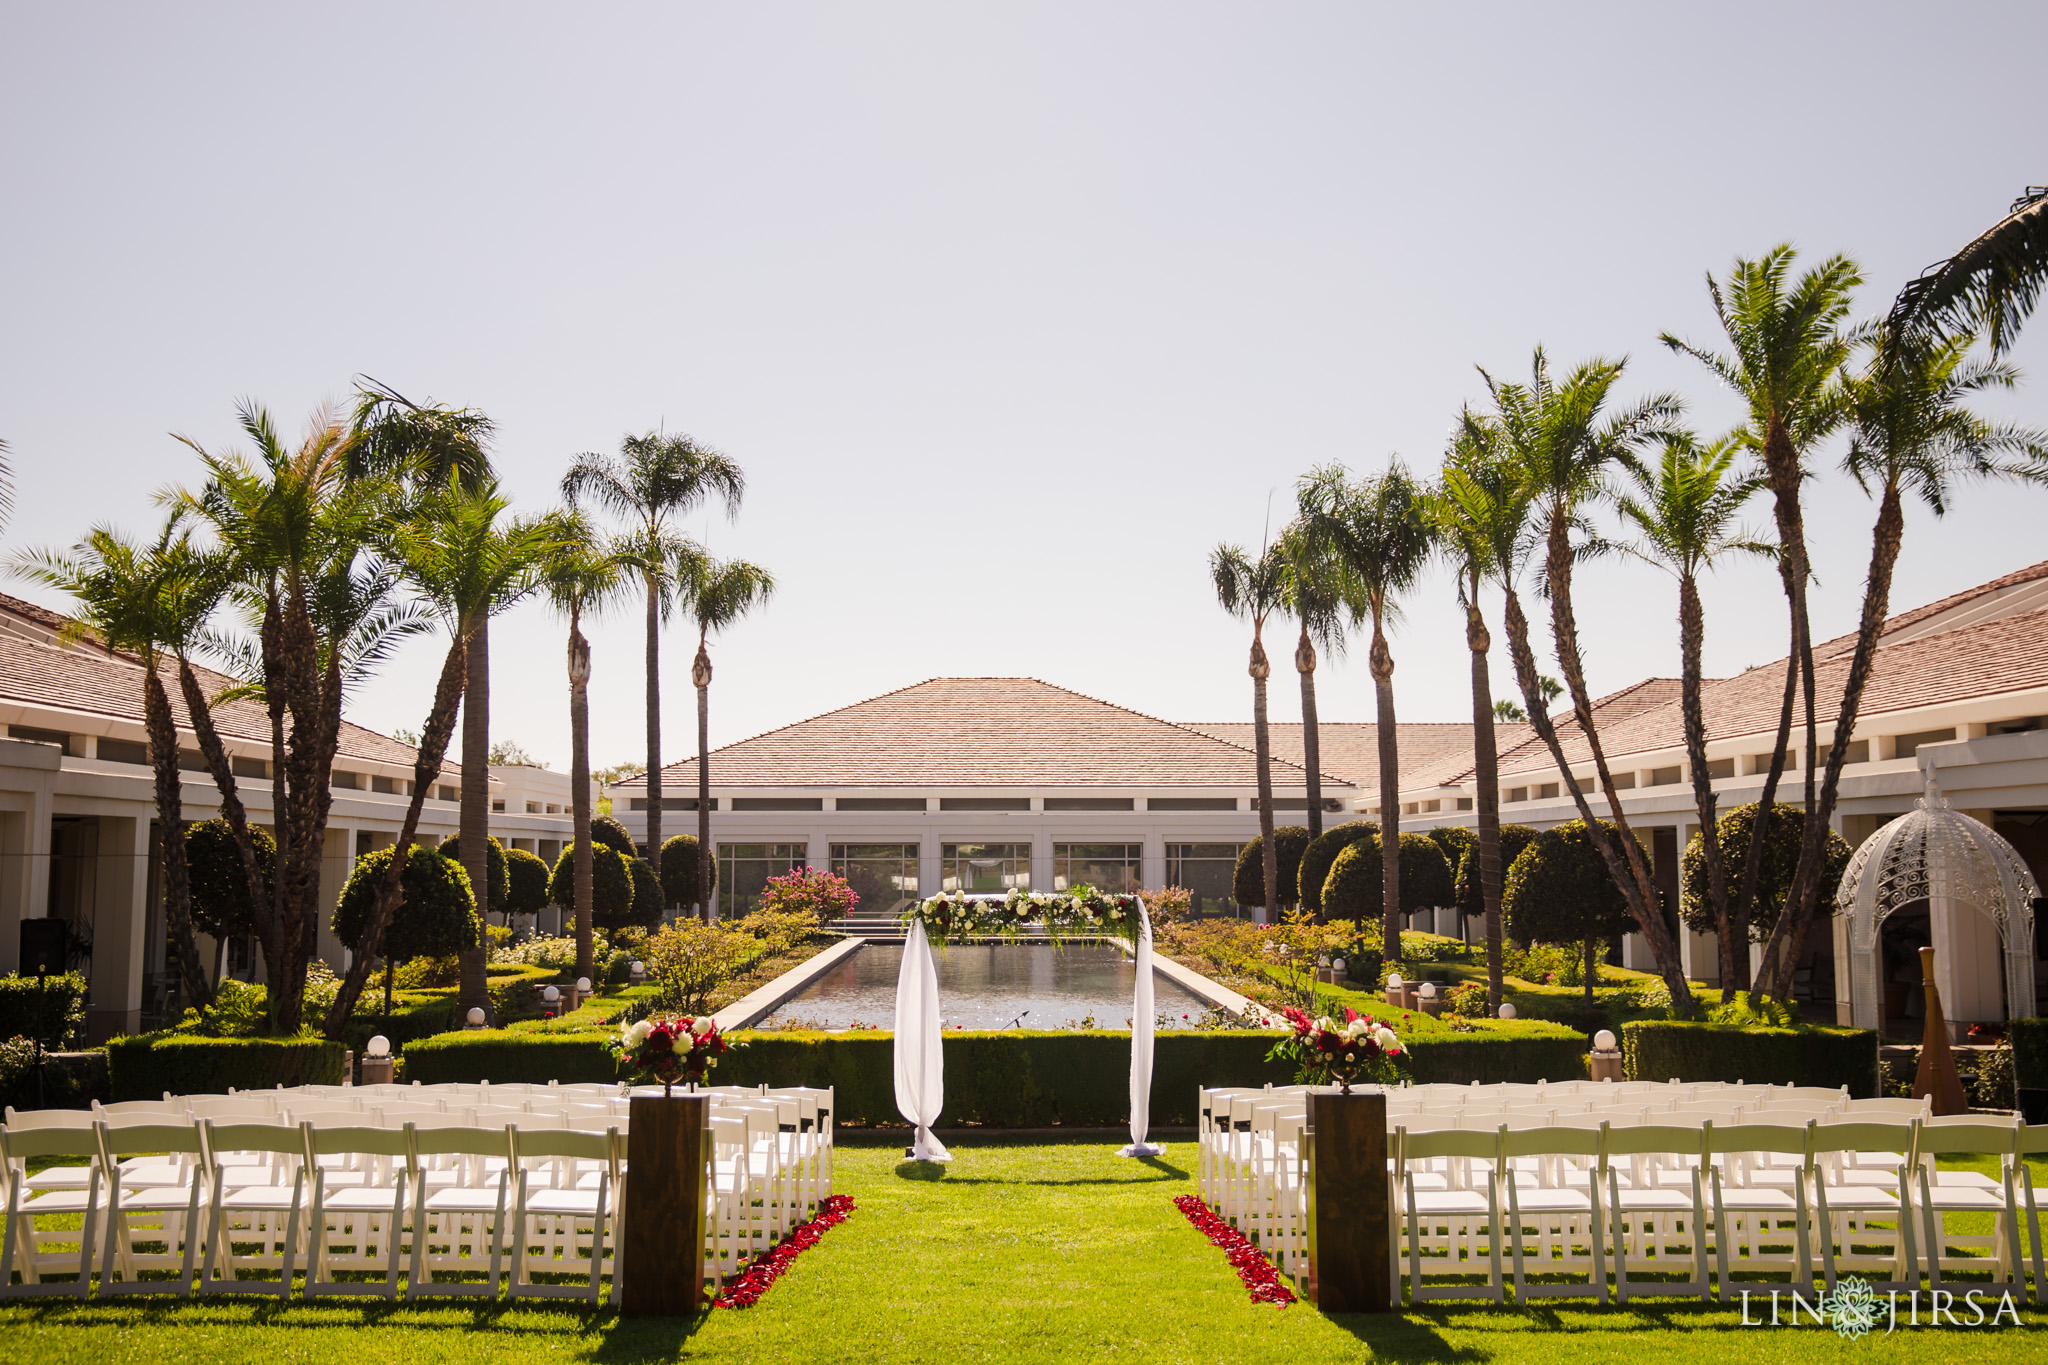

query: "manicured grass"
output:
2 1139 2042 1363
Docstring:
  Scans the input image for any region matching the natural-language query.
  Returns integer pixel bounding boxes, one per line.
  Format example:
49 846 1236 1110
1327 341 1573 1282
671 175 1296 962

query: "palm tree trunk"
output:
569 609 595 983
259 591 290 1009
1677 575 1737 1002
1728 616 1800 992
176 658 269 940
1501 587 1696 1015
645 573 663 864
271 589 330 1034
1250 632 1276 924
1297 629 1323 843
1466 593 1505 1013
457 616 492 1022
325 640 468 1035
695 640 714 923
1541 513 1676 990
142 667 212 1010
1760 482 1907 1000
1370 613 1402 957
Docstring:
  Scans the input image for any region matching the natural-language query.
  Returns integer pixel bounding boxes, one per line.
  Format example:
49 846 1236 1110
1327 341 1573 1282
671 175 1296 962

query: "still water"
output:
757 941 1209 1031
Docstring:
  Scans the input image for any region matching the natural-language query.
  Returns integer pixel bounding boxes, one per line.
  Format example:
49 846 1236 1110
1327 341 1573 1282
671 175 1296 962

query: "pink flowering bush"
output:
756 867 859 923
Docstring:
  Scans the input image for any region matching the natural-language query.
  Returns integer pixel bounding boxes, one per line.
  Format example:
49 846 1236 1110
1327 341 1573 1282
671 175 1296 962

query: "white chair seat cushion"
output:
526 1189 601 1217
1610 1188 1697 1212
1922 1187 2010 1212
1408 1191 1490 1217
1715 1186 1799 1212
1509 1187 1594 1214
219 1185 303 1210
20 1190 98 1214
24 1167 93 1190
424 1188 505 1213
318 1187 407 1211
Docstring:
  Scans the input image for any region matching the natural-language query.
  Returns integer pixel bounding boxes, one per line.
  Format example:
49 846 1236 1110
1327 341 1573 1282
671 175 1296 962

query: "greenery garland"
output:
900 887 1145 945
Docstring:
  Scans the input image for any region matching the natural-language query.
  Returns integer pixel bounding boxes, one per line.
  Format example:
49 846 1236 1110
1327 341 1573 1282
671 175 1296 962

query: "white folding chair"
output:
0 1124 101 1298
1398 1126 1503 1303
1809 1119 1919 1293
197 1120 307 1298
94 1120 207 1296
408 1122 514 1298
301 1123 410 1300
1499 1123 1605 1303
1706 1121 1813 1300
1602 1123 1710 1302
506 1126 616 1304
1913 1118 2026 1292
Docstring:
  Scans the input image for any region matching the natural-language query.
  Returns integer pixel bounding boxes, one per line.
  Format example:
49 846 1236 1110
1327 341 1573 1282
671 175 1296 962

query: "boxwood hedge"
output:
1621 1020 1879 1097
105 1034 346 1102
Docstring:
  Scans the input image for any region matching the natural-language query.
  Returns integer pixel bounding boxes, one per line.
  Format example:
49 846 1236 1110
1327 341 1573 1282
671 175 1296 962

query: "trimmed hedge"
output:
0 972 90 1048
105 1035 346 1102
401 1023 1591 1123
1 1049 109 1111
1621 1021 1880 1098
2014 1016 2048 1092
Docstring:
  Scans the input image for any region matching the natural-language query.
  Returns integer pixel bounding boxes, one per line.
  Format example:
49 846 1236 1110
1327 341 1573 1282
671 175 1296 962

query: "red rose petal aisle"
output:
715 1195 858 1309
1171 1195 1297 1306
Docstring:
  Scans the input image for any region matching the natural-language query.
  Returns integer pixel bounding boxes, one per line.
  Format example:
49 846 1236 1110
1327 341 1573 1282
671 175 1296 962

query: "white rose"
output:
624 1020 652 1047
1374 1027 1397 1050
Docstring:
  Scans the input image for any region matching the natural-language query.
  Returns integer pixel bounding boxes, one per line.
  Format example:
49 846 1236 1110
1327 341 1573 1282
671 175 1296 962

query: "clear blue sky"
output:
4 4 2044 773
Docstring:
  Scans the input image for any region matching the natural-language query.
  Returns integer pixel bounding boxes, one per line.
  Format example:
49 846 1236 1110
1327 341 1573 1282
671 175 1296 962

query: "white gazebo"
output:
1835 768 2041 1038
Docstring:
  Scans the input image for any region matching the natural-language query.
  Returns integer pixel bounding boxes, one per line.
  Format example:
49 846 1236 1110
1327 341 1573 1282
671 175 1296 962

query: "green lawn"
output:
1 1138 2041 1363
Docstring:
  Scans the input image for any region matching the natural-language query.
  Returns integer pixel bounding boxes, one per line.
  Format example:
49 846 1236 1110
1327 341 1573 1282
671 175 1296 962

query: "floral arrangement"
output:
611 1013 733 1095
900 887 1144 945
1267 1005 1403 1093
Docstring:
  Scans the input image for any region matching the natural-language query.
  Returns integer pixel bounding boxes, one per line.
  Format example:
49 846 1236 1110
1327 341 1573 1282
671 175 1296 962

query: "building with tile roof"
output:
0 593 591 1038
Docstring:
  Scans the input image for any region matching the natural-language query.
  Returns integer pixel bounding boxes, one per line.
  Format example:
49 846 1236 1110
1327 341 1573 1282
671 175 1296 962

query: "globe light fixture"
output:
542 985 560 1003
1593 1029 1618 1052
576 977 593 993
1497 1003 1516 1020
367 1035 390 1058
1418 982 1437 999
1387 973 1404 990
466 1007 486 1027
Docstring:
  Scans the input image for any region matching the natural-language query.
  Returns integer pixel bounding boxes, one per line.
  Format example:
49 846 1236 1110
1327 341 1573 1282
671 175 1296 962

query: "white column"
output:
89 814 151 1042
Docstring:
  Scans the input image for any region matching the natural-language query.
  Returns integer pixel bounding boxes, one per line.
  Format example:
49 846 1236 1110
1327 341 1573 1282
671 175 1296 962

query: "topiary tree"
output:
620 856 665 931
333 846 483 963
1454 824 1539 918
1233 825 1311 915
185 818 275 941
549 841 634 932
438 834 510 918
1322 832 1454 931
1427 825 1476 880
1502 818 1642 1004
659 833 717 912
505 846 550 922
1297 821 1376 918
590 814 636 856
1681 801 1852 941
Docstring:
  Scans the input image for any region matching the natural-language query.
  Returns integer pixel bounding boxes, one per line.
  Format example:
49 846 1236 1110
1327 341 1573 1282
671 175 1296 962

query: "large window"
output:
1165 842 1244 919
941 843 1031 894
831 843 919 917
1053 843 1141 893
717 843 808 919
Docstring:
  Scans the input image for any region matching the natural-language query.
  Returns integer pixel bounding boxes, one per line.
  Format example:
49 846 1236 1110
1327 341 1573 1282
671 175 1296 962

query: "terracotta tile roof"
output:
1813 557 2048 661
0 625 446 773
618 677 1353 791
1179 721 1478 795
1495 604 2048 780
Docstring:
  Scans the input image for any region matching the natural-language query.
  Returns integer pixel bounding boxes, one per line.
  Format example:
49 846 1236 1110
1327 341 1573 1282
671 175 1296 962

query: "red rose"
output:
645 1024 676 1057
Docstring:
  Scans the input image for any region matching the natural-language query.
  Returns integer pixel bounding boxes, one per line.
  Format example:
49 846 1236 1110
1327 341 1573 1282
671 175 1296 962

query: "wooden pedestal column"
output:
623 1093 710 1316
1305 1089 1391 1313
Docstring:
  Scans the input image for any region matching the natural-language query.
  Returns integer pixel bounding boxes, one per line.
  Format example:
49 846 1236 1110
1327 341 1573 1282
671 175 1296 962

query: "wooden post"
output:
1305 1088 1391 1312
623 1093 710 1316
1913 946 1969 1116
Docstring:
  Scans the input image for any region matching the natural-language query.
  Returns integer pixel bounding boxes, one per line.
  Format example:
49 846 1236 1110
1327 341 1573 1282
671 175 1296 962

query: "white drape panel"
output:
1119 898 1164 1157
893 918 952 1162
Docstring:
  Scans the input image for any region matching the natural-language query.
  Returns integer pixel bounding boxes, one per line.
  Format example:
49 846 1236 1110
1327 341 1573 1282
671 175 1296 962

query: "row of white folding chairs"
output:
0 1117 624 1303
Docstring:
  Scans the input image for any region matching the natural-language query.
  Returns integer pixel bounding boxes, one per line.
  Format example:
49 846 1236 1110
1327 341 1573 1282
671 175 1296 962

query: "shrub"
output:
659 834 717 909
185 819 275 939
1680 801 1853 939
756 867 858 923
1321 832 1454 923
547 841 635 924
2014 1016 2048 1092
1233 826 1312 911
505 847 551 919
1426 825 1475 882
105 1034 346 1102
644 920 760 1013
1453 824 1539 918
1297 821 1376 916
0 971 89 1048
1502 819 1639 995
1444 982 1490 1018
1621 1020 1879 1097
1138 886 1193 925
438 834 511 917
333 845 483 963
590 814 636 856
616 856 664 930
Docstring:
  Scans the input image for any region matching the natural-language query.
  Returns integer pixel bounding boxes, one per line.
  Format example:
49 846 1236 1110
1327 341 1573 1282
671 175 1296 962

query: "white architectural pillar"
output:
88 814 151 1041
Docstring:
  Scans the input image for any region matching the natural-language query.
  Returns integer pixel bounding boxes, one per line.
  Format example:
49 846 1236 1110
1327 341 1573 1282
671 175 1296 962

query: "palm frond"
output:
1890 186 2048 355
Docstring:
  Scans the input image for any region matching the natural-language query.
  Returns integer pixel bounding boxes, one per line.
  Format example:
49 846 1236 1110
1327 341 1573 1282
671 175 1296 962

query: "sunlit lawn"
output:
0 1138 2042 1363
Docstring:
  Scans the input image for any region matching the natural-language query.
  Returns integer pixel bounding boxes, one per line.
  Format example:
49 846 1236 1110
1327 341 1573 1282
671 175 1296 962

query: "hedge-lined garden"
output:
1621 1020 1881 1097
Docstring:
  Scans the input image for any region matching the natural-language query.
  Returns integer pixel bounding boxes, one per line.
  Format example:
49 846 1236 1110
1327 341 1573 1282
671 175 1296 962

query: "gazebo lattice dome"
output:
1838 771 2040 1030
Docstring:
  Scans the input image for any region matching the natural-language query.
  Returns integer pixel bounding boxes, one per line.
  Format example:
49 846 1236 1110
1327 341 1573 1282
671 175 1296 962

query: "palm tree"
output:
1471 349 1698 1014
1431 421 1535 1011
1615 435 1772 999
165 403 396 1031
562 434 744 883
350 384 501 1017
680 552 776 921
11 525 219 1010
1274 521 1362 844
323 477 561 1032
0 437 12 536
1210 542 1287 923
1754 327 2048 998
1890 185 2048 355
542 514 630 978
1297 462 1434 957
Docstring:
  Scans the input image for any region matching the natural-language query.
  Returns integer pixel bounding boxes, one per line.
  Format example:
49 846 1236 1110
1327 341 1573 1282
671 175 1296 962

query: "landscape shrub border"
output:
1620 1020 1880 1098
403 1022 1589 1122
105 1034 346 1102
2011 1016 2048 1093
0 972 90 1048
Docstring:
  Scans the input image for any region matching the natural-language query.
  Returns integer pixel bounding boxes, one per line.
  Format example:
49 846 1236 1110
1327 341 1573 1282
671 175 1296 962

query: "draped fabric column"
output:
1119 898 1163 1157
893 918 952 1161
